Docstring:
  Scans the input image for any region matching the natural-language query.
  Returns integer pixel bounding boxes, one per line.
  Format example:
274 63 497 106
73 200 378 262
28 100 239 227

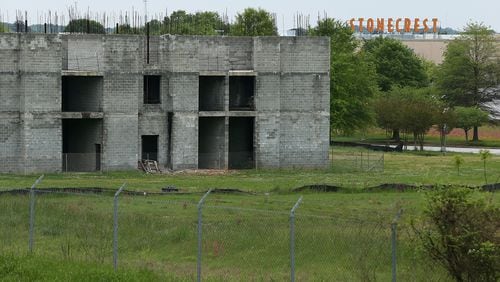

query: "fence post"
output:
382 153 385 173
197 189 212 282
391 209 403 282
290 196 303 282
28 175 44 254
113 183 127 271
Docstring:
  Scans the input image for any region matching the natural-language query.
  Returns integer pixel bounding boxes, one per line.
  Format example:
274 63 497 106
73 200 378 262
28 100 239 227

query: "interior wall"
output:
229 117 254 169
62 119 103 171
141 135 159 161
198 117 225 169
229 76 255 110
199 76 225 111
62 76 103 112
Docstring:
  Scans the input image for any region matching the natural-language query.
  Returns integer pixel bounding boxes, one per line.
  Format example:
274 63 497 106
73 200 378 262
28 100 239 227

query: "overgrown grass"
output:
333 125 500 147
0 252 168 281
1 147 499 280
0 191 461 281
1 147 500 192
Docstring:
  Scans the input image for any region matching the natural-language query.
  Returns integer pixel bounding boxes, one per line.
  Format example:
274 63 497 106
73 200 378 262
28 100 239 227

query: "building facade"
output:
0 34 330 173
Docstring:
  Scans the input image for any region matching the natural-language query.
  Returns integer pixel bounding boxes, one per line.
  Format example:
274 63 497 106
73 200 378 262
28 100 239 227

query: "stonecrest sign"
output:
349 18 439 33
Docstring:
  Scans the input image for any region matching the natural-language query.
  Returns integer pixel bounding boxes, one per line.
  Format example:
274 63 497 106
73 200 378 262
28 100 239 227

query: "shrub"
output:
413 187 499 281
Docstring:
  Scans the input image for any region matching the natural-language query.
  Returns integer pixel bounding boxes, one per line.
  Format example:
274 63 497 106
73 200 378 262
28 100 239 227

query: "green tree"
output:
373 89 406 140
0 23 7 33
363 37 429 141
163 10 193 34
162 10 227 35
147 19 163 35
310 18 377 134
453 155 464 175
453 106 489 142
413 187 500 282
402 87 441 150
363 37 428 92
65 19 105 34
116 24 142 34
435 108 457 152
375 87 440 150
437 22 500 141
230 8 277 36
479 149 492 184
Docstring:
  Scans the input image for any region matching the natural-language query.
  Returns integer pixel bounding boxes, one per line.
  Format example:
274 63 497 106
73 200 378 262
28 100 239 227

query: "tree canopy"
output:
0 23 7 33
374 87 440 149
65 19 105 34
363 37 428 91
453 106 489 142
436 22 499 141
230 8 278 36
437 22 500 107
162 10 228 35
310 18 378 134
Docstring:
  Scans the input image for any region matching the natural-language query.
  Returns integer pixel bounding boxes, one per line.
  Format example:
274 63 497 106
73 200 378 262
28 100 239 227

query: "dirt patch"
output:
169 169 233 175
482 183 500 192
0 187 161 196
367 183 421 191
293 185 341 192
210 188 254 195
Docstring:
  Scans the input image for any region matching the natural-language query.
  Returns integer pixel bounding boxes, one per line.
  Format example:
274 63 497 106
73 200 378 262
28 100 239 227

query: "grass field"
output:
1 192 455 281
334 125 500 148
1 147 499 281
1 147 500 192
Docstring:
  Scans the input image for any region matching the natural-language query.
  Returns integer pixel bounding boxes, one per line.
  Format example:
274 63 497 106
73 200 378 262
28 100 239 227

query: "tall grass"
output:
0 192 457 281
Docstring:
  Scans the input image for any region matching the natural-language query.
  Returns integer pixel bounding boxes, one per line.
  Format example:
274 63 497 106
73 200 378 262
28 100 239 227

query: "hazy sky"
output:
1 0 499 33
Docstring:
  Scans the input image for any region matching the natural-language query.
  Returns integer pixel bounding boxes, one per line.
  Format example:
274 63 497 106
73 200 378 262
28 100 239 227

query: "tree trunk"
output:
392 129 400 142
464 130 469 142
419 133 424 151
413 133 418 151
472 126 479 142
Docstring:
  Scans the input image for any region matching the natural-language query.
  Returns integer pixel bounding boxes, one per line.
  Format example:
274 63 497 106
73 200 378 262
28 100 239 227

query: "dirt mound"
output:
210 188 254 195
482 183 500 192
293 185 340 192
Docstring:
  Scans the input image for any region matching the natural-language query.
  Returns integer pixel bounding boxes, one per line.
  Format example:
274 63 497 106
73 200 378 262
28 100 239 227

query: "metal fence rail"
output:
330 149 385 172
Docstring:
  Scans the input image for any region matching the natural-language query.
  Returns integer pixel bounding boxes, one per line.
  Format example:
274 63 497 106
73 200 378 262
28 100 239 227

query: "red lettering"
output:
367 18 374 33
387 18 394 33
358 18 364 32
376 18 384 33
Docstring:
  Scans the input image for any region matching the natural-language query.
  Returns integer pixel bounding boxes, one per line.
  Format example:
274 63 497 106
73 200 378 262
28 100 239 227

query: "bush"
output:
414 187 499 281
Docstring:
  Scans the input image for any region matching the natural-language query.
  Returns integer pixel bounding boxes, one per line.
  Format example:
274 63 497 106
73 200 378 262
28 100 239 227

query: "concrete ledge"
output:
61 112 104 119
229 70 257 76
199 71 226 76
227 111 256 117
62 70 104 76
198 111 226 117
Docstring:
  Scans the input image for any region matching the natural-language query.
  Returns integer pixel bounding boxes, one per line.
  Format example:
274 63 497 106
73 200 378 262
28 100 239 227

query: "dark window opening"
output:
229 76 255 111
62 76 103 112
62 119 103 172
229 117 254 169
142 135 158 161
144 75 161 104
199 117 225 169
199 76 225 111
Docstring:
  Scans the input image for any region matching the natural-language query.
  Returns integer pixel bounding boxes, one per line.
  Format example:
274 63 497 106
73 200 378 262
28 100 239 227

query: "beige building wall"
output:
401 40 448 64
401 36 500 64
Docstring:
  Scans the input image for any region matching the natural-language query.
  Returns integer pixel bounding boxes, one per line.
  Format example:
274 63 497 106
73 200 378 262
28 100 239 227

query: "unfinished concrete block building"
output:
0 33 330 173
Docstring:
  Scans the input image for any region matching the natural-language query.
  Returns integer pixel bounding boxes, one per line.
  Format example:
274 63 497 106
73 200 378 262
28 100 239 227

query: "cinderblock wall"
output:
0 33 330 173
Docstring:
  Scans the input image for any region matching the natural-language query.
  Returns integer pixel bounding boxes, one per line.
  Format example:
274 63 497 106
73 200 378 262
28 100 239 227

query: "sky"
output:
1 0 499 33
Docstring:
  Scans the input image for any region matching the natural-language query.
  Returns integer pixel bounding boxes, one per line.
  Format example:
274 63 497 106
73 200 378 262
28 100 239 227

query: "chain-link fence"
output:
0 177 452 281
330 148 384 172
